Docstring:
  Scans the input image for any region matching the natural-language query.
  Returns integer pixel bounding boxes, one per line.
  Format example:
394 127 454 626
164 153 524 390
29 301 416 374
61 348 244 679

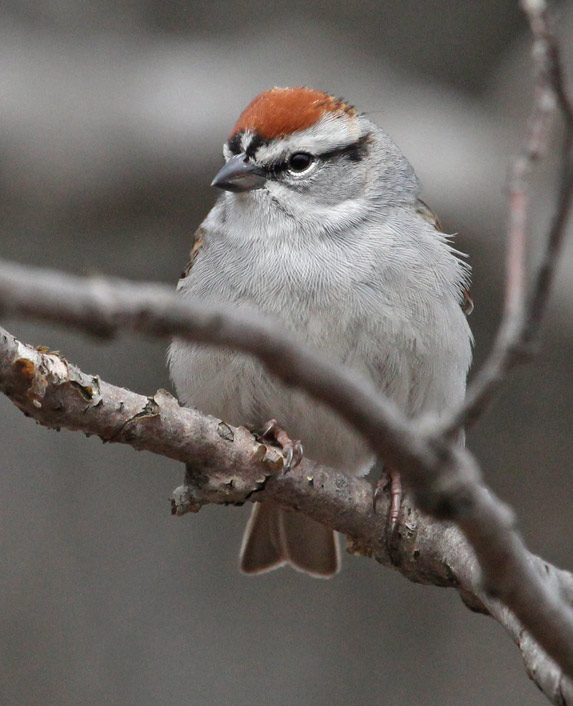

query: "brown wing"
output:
416 199 474 315
179 225 206 280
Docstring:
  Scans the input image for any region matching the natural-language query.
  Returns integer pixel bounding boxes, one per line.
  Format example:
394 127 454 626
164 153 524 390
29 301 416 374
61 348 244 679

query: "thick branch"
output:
1 325 573 703
2 263 573 699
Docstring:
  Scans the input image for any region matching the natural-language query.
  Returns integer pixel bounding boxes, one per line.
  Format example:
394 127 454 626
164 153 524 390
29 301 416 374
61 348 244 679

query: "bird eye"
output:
288 152 314 173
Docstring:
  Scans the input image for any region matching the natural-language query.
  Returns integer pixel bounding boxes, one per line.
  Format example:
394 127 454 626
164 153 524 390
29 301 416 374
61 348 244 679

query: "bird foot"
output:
261 418 304 472
373 470 403 530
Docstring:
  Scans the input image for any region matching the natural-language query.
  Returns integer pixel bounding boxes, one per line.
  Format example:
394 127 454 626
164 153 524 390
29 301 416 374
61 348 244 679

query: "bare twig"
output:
1 324 573 704
440 0 573 436
1 263 573 696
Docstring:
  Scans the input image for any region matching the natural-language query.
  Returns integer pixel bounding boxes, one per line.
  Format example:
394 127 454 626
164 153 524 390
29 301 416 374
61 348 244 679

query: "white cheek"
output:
264 180 370 232
312 198 371 230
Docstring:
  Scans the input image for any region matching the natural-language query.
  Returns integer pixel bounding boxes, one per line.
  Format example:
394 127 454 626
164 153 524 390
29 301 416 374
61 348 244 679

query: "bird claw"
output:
282 439 304 472
261 418 278 439
261 418 304 473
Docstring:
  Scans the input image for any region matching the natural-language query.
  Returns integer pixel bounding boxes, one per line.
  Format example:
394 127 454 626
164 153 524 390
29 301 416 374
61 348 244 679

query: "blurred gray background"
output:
1 1 572 705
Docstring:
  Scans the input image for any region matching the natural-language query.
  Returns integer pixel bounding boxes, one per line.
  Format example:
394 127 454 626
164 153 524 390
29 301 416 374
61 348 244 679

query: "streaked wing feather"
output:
180 225 206 279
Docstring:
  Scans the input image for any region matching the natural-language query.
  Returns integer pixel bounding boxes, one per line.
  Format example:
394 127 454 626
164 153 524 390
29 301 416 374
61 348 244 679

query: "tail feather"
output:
239 504 339 578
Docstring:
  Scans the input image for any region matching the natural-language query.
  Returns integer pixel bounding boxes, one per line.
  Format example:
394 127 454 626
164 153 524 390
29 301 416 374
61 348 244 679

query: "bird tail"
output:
239 503 339 578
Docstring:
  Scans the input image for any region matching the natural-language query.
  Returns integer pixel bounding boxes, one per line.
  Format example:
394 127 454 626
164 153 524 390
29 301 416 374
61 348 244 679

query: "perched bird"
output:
169 87 473 578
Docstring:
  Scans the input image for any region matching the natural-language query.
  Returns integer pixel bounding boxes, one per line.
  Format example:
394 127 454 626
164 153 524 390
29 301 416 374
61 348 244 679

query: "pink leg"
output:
373 469 403 529
261 418 304 472
388 471 402 528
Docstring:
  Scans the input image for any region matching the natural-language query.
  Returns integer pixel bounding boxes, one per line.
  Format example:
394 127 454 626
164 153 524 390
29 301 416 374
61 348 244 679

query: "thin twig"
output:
440 0 573 436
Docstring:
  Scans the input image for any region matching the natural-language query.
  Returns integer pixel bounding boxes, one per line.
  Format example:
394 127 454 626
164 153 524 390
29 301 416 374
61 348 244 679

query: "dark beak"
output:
211 154 267 192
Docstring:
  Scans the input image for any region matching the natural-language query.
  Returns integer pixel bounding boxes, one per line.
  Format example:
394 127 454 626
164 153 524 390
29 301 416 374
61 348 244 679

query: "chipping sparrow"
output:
169 87 473 578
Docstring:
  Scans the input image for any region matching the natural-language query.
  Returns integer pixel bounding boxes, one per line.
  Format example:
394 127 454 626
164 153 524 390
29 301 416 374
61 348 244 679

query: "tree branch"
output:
440 0 573 437
1 324 573 703
0 2 570 703
0 260 573 702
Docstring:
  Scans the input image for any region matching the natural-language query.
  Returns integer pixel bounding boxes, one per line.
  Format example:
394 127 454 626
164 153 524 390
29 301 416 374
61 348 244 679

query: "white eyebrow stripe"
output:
252 113 367 164
241 131 255 153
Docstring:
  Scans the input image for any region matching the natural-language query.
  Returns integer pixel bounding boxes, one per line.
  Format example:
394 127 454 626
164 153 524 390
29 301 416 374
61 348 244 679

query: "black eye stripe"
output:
266 139 369 175
319 134 370 163
245 134 265 157
224 133 371 170
227 134 242 155
226 132 268 157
